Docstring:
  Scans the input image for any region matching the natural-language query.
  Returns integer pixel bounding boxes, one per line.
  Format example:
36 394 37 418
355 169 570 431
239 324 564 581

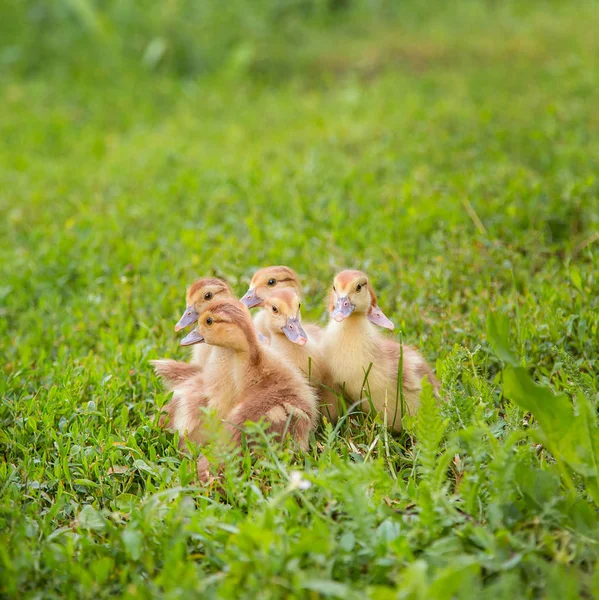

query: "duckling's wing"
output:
224 387 317 450
151 359 201 390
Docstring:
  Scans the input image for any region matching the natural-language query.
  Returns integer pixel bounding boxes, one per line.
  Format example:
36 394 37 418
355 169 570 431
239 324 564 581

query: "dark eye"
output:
356 284 362 292
332 285 336 292
206 317 213 326
204 292 213 300
272 306 278 314
268 278 276 286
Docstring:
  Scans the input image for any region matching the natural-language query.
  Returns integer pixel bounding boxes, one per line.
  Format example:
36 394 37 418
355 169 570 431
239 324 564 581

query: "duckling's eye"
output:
332 285 336 292
356 284 362 292
204 292 213 300
267 278 276 286
272 306 278 314
205 317 213 326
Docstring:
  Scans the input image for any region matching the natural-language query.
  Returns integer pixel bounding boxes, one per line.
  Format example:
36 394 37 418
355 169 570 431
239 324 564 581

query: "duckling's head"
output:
329 270 394 330
240 265 301 309
263 289 308 346
175 278 232 332
180 298 258 355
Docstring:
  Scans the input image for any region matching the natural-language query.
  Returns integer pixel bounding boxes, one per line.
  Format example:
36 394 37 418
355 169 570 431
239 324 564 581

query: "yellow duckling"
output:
261 288 339 422
321 270 438 431
180 298 319 478
240 265 321 341
153 279 271 445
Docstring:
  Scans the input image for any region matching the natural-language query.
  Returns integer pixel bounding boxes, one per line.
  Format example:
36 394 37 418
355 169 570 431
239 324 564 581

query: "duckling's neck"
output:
324 313 381 398
326 313 379 357
234 322 262 367
271 330 301 356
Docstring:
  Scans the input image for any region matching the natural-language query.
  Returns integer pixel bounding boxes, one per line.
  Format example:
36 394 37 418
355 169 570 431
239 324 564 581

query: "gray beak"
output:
175 306 199 332
180 328 205 346
282 317 308 346
331 296 355 322
240 288 262 309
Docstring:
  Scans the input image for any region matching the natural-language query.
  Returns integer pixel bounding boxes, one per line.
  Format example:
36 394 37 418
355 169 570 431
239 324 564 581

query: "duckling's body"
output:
269 332 338 422
262 289 338 421
182 299 319 464
322 270 438 431
201 345 246 418
159 370 209 447
322 317 434 427
154 340 247 443
225 343 318 450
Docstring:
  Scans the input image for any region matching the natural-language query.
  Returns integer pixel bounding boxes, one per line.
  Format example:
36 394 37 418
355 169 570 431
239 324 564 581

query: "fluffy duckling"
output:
240 265 321 341
261 289 339 421
153 282 272 448
153 331 243 448
174 277 233 366
153 298 256 447
180 298 319 474
151 278 238 442
322 270 438 431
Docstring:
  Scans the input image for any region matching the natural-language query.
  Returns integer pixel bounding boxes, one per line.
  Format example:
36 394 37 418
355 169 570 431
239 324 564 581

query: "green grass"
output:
2 1 599 597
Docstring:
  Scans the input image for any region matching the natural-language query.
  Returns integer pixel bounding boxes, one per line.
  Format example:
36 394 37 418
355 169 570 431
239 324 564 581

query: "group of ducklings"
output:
152 266 438 479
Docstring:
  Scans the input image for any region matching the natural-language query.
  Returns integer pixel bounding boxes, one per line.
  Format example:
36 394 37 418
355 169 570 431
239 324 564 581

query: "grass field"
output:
2 1 599 597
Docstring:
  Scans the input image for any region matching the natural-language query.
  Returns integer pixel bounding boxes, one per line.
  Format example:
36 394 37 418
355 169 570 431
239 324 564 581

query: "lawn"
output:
1 1 599 598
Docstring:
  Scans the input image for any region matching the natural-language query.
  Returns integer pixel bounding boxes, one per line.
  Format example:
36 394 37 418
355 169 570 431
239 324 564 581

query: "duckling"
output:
174 277 233 366
151 278 237 442
261 289 339 422
240 265 322 341
152 330 244 448
180 298 319 475
321 270 438 431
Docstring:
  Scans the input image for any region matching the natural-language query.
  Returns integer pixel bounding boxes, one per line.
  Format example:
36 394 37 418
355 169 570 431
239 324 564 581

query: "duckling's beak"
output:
174 306 199 332
240 288 262 309
282 317 308 346
180 328 205 346
332 296 355 322
367 307 395 331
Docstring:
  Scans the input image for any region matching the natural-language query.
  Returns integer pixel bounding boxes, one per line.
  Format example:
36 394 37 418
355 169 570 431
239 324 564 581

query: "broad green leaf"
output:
114 493 140 513
514 463 560 508
77 505 106 531
338 531 355 551
302 579 353 598
133 459 158 476
122 527 143 561
429 560 480 600
505 366 599 504
571 267 583 293
486 312 518 366
503 367 574 440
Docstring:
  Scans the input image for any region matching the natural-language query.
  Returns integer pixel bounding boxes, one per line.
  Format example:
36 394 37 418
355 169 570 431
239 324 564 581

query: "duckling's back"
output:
227 347 319 449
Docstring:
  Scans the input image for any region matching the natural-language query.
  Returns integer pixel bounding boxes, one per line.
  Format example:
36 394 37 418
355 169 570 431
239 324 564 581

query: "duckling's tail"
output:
150 359 201 390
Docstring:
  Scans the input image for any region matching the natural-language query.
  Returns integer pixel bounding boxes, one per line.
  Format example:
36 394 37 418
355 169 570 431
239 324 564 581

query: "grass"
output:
1 1 599 597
